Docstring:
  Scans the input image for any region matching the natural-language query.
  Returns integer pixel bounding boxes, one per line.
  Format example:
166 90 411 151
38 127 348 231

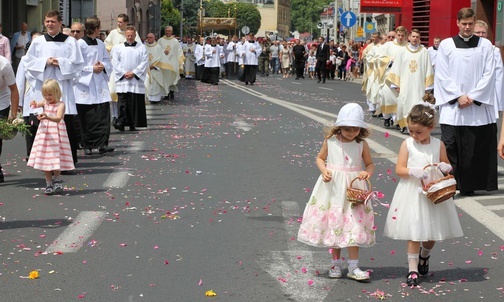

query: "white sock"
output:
331 259 341 267
421 246 432 258
407 253 419 272
347 259 359 272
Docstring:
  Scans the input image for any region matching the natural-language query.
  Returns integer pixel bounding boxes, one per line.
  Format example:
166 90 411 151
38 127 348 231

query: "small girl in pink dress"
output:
27 79 74 195
297 103 376 281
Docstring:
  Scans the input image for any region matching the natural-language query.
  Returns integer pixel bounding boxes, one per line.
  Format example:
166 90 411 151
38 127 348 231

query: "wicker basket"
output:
347 177 372 204
421 164 456 204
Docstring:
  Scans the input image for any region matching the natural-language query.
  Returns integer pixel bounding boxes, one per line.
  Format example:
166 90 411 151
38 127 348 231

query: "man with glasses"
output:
70 22 84 40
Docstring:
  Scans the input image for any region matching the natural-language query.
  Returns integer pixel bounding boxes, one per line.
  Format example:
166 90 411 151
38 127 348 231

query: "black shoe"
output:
250 82 254 86
384 118 391 128
371 110 377 117
84 149 92 156
317 80 321 83
245 82 249 85
169 91 175 99
112 118 119 129
401 127 408 133
116 124 125 132
322 80 326 83
406 271 419 286
460 191 475 196
418 248 430 276
302 76 305 79
99 146 115 154
129 127 136 131
0 169 4 183
295 77 299 80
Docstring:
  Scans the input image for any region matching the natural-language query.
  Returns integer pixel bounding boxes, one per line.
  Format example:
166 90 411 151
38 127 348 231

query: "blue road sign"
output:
341 11 357 27
338 8 344 15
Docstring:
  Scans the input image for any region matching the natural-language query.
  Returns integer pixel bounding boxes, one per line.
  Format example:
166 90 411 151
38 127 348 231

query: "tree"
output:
161 0 181 36
202 1 261 36
291 0 331 36
171 0 201 37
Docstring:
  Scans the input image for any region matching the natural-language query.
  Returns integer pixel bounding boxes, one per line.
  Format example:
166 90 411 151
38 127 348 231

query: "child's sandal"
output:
406 271 419 286
418 250 430 275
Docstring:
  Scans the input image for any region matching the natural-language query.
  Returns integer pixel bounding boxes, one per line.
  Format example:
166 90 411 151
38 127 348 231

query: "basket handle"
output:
349 177 372 190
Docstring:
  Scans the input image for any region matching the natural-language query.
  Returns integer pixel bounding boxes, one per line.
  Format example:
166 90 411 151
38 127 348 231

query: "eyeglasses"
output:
387 36 395 38
71 30 81 33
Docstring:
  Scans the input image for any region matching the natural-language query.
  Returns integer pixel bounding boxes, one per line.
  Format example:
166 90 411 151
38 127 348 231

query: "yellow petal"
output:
205 290 217 297
28 270 39 279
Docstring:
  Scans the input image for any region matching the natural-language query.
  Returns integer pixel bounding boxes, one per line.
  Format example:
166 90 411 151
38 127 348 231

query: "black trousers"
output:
64 115 79 164
315 59 327 81
227 62 238 79
295 60 305 78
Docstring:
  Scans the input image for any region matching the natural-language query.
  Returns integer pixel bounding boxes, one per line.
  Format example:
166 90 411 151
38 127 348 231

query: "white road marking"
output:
232 118 253 131
318 87 332 90
256 201 334 301
45 211 107 253
103 171 130 188
103 141 145 188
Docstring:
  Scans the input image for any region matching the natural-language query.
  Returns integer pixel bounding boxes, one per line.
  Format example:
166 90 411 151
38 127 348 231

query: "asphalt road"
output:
1 74 503 301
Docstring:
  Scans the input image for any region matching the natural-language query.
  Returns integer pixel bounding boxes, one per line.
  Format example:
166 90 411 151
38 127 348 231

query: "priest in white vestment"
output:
194 37 205 80
386 29 434 130
74 17 114 156
111 26 148 132
157 26 182 100
362 32 381 114
201 37 222 85
104 13 142 127
182 37 196 79
434 8 497 196
145 33 164 103
24 10 84 164
242 34 262 85
376 26 408 127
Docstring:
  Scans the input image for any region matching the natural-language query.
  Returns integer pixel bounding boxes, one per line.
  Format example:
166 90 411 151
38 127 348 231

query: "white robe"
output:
386 44 434 127
157 36 182 93
378 40 407 114
243 41 262 65
104 28 142 99
16 56 40 116
111 42 149 94
427 46 438 69
74 37 112 105
434 36 496 126
145 42 164 102
204 44 221 68
182 43 196 78
24 33 84 115
194 44 205 66
226 41 238 63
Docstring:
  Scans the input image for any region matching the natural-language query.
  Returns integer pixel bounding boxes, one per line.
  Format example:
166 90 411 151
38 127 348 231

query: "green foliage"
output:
291 0 331 36
234 2 261 35
171 0 201 36
161 0 181 35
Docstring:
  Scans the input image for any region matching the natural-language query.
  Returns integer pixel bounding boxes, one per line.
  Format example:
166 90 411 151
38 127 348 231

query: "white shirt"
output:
0 56 15 110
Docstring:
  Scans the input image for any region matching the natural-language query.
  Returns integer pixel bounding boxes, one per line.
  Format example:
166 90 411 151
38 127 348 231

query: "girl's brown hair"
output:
323 125 370 143
407 94 436 128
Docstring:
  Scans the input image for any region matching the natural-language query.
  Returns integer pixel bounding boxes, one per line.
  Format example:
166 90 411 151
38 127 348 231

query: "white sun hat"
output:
334 103 368 128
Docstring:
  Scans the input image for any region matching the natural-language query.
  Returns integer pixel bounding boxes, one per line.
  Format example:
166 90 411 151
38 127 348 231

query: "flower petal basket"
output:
346 177 372 204
421 164 456 204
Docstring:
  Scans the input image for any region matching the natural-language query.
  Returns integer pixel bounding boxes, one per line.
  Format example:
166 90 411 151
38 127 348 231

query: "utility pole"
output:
180 0 184 37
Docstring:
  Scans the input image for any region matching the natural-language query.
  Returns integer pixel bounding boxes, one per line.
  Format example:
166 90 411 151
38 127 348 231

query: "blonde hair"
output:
41 79 63 101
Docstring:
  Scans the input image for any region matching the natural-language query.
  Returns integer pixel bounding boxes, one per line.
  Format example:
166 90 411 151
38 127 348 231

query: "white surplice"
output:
242 41 262 65
111 42 149 94
434 36 496 126
24 33 84 114
74 37 112 105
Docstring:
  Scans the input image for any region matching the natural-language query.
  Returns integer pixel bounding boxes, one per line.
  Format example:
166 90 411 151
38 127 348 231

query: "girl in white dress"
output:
383 103 463 286
298 103 375 281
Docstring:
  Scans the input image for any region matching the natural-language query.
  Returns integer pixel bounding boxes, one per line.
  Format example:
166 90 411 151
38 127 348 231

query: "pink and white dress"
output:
27 102 74 171
298 137 376 248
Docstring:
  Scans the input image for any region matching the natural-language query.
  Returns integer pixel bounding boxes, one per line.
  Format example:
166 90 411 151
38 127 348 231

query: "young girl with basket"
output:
27 79 75 195
383 103 463 286
298 103 376 281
